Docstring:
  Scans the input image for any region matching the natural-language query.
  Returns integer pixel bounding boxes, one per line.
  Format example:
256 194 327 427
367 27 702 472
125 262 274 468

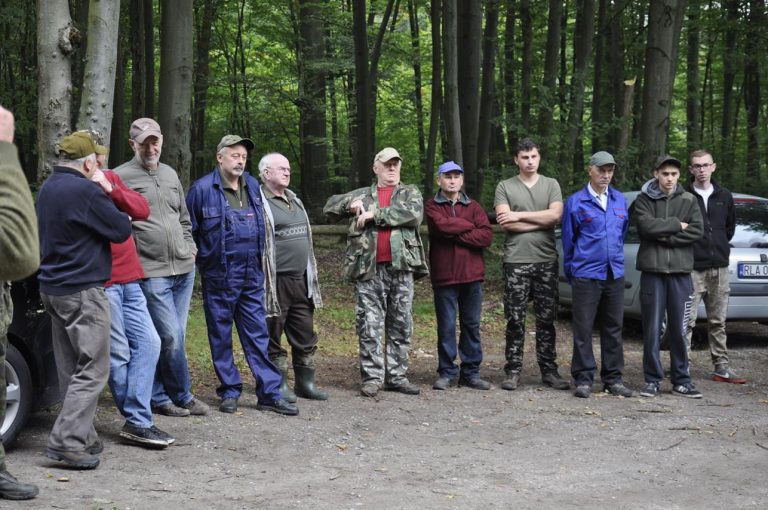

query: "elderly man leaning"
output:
186 136 298 416
562 151 633 399
0 105 40 499
259 153 327 401
37 132 132 469
324 147 428 398
115 118 209 417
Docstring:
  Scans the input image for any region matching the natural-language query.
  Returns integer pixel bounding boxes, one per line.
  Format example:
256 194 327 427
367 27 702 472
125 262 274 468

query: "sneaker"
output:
181 398 210 416
573 385 591 398
639 382 660 398
501 372 520 391
604 382 634 397
672 383 703 399
361 383 380 397
458 376 491 390
44 447 100 469
541 371 570 390
119 423 170 449
383 380 420 395
432 377 455 390
152 402 191 417
712 364 747 384
256 398 299 416
150 425 176 445
0 469 39 500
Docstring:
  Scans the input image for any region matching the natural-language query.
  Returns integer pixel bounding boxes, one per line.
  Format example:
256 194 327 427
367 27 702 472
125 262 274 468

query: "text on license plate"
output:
738 262 768 278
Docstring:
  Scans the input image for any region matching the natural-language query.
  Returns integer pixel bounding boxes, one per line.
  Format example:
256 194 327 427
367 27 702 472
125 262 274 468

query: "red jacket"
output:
103 171 150 286
425 191 493 287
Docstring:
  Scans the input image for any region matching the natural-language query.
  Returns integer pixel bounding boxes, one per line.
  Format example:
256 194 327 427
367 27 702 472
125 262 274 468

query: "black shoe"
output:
501 372 521 391
150 425 175 445
152 402 191 417
219 397 238 414
181 398 210 416
458 376 491 390
119 423 169 449
86 438 103 455
383 380 420 395
0 470 39 500
44 447 100 469
573 385 591 398
541 371 570 390
432 376 455 390
604 382 634 397
256 398 299 416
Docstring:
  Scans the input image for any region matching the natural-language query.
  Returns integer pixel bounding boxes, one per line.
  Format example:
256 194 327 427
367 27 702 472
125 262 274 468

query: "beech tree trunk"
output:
503 2 517 153
442 0 462 166
743 0 763 182
477 0 500 198
192 0 217 181
407 0 426 190
720 0 739 164
425 0 442 197
351 0 372 186
130 0 154 119
537 0 562 141
519 0 532 132
457 0 482 196
686 0 701 153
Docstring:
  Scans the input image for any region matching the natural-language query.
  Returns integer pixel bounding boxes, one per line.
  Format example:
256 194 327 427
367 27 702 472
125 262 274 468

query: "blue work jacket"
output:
186 168 266 279
561 185 628 281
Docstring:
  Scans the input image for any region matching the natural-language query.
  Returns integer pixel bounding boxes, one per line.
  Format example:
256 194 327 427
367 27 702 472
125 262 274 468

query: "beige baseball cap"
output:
373 147 401 164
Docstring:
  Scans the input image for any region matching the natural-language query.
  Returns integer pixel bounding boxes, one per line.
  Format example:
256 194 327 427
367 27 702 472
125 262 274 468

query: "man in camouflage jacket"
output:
324 147 428 397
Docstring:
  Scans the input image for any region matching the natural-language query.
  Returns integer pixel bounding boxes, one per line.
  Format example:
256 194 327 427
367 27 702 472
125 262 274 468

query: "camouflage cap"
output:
57 131 98 160
374 147 401 164
216 134 255 152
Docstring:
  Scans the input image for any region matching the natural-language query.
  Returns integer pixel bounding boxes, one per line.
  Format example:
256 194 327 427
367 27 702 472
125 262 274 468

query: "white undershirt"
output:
588 183 608 210
693 184 714 211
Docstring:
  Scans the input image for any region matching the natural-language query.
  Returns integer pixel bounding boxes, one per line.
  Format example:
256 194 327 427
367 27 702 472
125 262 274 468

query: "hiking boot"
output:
672 383 703 399
361 383 380 397
44 447 100 469
383 380 420 395
150 425 175 445
639 382 660 398
604 382 634 398
501 372 521 391
0 469 39 500
432 376 455 390
86 438 104 455
458 376 491 390
712 364 747 384
152 402 191 417
219 397 238 414
119 423 169 449
181 398 210 416
573 385 591 398
541 371 570 390
256 398 299 416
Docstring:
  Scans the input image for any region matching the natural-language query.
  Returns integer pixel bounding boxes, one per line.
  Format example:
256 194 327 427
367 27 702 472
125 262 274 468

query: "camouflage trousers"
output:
355 264 414 386
686 267 730 366
502 262 559 374
0 282 13 469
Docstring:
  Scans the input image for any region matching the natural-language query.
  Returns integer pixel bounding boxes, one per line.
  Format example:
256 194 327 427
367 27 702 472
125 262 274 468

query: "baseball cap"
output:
373 147 401 164
589 151 616 167
217 134 255 152
74 129 108 155
654 154 681 170
129 118 163 143
57 132 98 159
437 160 463 174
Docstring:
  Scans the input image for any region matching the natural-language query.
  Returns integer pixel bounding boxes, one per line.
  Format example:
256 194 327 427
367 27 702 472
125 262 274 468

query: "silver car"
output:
557 191 768 329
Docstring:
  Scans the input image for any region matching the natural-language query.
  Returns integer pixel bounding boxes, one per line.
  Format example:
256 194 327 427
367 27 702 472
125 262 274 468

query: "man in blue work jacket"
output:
562 151 634 399
186 135 298 416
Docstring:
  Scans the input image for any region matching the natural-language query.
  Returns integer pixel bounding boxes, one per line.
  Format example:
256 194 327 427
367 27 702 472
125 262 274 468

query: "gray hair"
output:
57 153 97 170
257 152 282 179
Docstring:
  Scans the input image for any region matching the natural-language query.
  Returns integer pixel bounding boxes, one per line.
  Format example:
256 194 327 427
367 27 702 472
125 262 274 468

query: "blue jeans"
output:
434 282 483 380
140 271 195 407
106 283 161 428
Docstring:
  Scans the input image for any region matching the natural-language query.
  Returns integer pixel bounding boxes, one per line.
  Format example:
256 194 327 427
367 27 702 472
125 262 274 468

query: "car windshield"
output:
732 200 768 248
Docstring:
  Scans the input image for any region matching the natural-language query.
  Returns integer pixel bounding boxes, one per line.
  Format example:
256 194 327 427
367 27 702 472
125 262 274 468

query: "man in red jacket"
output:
425 161 493 390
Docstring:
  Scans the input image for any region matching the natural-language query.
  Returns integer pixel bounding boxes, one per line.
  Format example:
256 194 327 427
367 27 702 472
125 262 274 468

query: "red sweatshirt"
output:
103 171 150 286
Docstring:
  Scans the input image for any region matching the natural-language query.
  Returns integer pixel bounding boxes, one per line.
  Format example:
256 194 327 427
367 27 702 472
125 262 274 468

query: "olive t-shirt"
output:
494 175 562 263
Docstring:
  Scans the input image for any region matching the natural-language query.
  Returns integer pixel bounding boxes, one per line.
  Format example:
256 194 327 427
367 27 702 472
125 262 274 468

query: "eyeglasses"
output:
267 166 291 174
691 163 713 170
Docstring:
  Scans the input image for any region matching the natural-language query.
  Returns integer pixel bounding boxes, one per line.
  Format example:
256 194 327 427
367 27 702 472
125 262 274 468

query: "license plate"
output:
738 262 768 278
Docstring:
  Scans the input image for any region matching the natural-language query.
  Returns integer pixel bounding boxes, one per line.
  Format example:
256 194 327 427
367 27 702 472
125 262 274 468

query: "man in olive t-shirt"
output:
494 138 568 392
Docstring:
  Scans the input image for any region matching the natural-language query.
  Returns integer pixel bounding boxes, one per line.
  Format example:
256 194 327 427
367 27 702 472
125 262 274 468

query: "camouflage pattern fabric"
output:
355 264 414 385
0 282 11 469
502 262 559 374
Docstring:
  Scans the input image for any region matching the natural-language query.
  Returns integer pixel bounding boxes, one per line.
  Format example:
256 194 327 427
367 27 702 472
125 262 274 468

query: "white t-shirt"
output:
693 184 714 211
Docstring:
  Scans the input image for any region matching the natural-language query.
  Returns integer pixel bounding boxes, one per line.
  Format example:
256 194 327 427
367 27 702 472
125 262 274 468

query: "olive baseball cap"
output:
373 147 401 164
589 151 616 167
217 134 255 152
57 131 98 159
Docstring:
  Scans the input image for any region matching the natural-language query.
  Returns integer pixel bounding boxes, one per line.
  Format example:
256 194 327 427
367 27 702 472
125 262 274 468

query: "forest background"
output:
1 0 766 219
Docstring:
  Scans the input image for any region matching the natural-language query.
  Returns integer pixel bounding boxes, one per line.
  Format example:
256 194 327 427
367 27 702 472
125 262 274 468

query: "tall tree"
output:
406 0 426 188
503 1 517 153
130 0 154 120
425 0 442 197
477 0 500 198
442 0 462 166
191 0 218 181
519 0 532 132
37 0 77 180
685 0 701 153
537 0 562 142
159 0 193 186
743 0 763 182
457 0 482 195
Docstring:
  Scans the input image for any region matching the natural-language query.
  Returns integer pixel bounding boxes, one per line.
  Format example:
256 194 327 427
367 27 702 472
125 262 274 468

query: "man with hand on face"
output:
115 118 209 418
425 161 493 391
259 152 327 402
562 151 633 399
635 155 703 399
683 150 745 384
324 147 428 398
186 136 298 416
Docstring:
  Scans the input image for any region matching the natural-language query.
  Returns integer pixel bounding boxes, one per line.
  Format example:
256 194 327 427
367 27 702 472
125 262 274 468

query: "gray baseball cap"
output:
589 151 616 167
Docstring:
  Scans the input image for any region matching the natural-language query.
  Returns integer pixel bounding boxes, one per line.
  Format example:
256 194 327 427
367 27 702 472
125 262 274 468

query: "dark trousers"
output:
640 272 694 386
434 281 484 379
570 277 625 386
266 274 318 365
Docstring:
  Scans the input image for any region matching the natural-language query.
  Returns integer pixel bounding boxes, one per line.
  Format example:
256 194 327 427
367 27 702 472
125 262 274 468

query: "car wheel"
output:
2 344 33 447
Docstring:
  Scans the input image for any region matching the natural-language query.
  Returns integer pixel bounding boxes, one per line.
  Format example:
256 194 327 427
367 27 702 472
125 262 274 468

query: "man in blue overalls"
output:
186 135 298 415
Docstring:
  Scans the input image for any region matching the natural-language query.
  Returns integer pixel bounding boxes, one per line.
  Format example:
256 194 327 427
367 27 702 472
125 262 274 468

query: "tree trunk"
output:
351 0 372 187
477 0 500 199
442 0 462 165
367 0 396 150
191 0 217 181
685 0 701 153
537 0 562 142
425 0 442 197
743 0 762 182
77 0 120 144
457 0 482 196
638 0 685 170
407 0 426 184
519 0 532 132
109 9 128 169
36 0 76 180
720 0 739 164
590 0 607 152
130 0 154 119
503 1 516 153
159 0 193 187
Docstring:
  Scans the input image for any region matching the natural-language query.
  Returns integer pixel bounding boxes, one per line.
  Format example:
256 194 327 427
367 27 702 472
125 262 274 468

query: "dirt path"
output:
7 325 768 510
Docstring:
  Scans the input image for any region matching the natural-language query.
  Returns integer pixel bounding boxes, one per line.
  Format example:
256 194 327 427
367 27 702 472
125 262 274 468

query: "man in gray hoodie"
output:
634 155 703 399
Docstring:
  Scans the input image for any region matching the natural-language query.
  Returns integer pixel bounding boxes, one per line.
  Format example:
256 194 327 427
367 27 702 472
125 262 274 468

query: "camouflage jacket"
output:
323 183 429 282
